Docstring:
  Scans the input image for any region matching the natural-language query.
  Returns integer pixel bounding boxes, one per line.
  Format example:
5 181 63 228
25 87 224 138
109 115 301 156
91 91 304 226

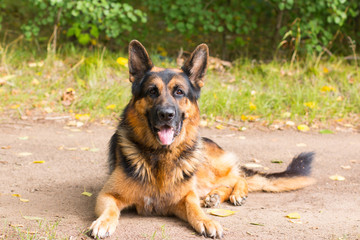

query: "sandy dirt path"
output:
0 121 359 239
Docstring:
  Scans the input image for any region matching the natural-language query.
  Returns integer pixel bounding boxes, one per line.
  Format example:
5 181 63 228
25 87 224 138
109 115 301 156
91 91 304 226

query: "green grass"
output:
1 219 62 240
0 42 359 127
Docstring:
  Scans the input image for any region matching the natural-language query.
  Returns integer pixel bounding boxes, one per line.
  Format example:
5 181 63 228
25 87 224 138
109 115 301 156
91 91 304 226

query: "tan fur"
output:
247 175 316 193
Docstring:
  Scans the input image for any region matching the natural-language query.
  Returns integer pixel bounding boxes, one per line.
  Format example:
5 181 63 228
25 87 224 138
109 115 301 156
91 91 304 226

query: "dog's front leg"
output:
89 191 127 238
172 191 223 238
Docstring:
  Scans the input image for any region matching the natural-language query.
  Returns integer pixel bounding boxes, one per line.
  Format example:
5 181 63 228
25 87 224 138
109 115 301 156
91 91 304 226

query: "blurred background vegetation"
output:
0 0 359 128
1 0 359 60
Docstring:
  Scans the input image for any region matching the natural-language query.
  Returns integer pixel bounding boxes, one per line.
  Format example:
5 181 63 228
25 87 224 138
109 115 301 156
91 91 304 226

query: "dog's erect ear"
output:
128 40 153 83
181 44 209 88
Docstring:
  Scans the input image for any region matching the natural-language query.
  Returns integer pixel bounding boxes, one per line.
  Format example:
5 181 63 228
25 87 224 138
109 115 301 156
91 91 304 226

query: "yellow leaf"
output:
329 174 345 181
82 191 93 197
207 209 236 217
213 93 217 99
12 194 21 198
10 104 20 109
106 104 116 110
215 124 224 130
297 124 310 132
80 147 90 151
1 146 11 149
286 212 301 219
241 115 248 121
75 113 90 121
66 88 75 93
33 161 45 164
304 102 316 109
249 102 257 111
91 39 97 46
116 57 128 66
320 85 335 92
341 165 351 170
323 67 329 73
20 198 29 203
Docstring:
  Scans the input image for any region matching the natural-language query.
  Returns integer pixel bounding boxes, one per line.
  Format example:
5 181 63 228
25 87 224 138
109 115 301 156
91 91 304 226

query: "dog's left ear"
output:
181 44 209 88
128 40 154 83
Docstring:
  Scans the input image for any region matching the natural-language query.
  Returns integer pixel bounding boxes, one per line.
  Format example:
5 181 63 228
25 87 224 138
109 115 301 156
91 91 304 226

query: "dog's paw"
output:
204 193 220 208
193 218 223 238
229 195 247 206
89 216 118 239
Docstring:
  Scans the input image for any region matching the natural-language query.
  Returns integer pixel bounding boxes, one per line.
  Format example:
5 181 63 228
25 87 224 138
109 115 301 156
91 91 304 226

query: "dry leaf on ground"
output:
207 209 236 217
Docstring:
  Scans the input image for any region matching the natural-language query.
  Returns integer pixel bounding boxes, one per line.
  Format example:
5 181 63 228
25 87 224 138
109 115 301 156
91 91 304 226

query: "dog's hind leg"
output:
229 176 248 206
203 176 248 207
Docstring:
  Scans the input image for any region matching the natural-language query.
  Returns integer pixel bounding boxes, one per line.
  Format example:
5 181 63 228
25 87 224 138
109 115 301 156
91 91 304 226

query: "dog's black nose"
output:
158 107 175 122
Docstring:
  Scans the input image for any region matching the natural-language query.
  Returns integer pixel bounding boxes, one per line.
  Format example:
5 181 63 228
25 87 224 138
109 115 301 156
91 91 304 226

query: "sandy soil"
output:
0 120 359 239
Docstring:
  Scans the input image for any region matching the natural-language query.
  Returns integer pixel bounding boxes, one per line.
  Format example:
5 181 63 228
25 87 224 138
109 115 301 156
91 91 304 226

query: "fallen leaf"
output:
80 147 90 151
297 124 310 132
271 160 283 164
10 104 20 109
243 163 263 168
12 194 21 198
249 102 257 111
32 161 45 164
18 152 32 157
64 147 77 151
82 191 93 197
323 67 329 73
207 209 236 217
321 85 335 92
285 121 295 126
288 219 303 224
341 165 351 170
19 198 29 202
28 61 44 68
304 102 316 109
1 146 11 149
10 224 24 228
106 104 116 110
329 174 345 181
286 212 301 219
116 57 128 66
319 129 334 134
18 136 29 140
249 222 264 226
215 124 224 130
75 113 90 121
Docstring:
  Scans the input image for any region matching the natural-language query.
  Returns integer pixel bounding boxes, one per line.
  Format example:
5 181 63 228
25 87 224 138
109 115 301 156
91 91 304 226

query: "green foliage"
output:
0 0 359 59
1 0 146 45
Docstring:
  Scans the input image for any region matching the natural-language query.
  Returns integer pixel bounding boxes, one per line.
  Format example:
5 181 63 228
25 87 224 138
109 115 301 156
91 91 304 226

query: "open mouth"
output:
154 122 182 146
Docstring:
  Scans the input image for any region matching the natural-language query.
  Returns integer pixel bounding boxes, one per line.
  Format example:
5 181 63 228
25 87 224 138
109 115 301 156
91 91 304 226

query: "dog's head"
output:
125 40 208 148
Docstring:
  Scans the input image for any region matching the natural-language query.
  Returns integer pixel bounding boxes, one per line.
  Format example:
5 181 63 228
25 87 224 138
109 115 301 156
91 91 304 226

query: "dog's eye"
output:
148 88 159 97
174 89 184 96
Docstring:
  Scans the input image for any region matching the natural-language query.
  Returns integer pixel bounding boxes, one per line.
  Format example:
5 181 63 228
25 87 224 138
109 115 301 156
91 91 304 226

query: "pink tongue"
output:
158 126 174 145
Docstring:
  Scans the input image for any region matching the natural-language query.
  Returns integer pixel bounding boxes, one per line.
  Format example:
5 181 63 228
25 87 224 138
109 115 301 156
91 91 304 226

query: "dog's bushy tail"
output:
242 152 316 192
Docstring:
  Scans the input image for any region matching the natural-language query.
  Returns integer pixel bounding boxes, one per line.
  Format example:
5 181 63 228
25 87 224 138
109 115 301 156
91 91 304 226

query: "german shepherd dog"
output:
89 40 315 238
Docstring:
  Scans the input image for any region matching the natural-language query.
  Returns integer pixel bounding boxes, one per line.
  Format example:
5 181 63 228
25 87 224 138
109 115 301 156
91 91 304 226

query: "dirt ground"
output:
0 120 359 240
